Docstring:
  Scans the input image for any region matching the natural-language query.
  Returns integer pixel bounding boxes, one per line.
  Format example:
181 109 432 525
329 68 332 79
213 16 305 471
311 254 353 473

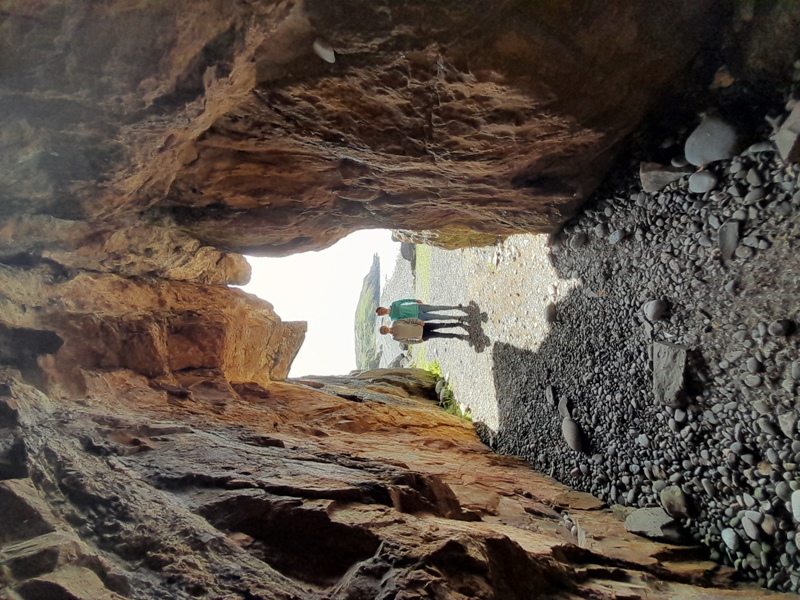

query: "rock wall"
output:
2 364 791 599
1 0 722 253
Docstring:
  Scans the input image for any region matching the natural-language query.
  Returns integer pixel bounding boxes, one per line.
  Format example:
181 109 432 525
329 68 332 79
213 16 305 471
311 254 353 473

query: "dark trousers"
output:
421 322 468 341
417 303 465 322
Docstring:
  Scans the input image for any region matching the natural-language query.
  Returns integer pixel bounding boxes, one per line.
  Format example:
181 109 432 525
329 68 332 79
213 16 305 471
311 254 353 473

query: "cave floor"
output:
381 126 800 590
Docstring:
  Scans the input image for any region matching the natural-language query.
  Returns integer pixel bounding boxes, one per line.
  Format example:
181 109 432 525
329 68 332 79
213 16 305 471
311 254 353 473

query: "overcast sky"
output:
241 230 400 377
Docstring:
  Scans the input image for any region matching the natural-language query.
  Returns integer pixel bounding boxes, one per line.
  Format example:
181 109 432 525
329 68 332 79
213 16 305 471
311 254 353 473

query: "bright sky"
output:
240 230 400 377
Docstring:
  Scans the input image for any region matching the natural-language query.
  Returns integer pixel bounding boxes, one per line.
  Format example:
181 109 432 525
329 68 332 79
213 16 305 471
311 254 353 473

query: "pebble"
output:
722 528 741 551
643 299 668 322
688 170 718 194
744 188 765 204
608 230 625 245
768 320 793 336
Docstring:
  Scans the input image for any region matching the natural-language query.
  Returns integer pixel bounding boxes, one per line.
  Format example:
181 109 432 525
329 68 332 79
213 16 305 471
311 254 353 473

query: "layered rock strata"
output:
1 365 790 599
2 0 720 253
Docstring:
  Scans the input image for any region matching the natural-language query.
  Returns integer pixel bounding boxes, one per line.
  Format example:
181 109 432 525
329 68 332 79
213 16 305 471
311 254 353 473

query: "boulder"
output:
625 508 685 544
684 117 738 166
652 342 687 407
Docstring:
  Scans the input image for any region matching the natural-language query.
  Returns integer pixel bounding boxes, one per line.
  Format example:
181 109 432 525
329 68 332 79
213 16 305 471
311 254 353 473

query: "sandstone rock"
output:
652 342 687 407
639 162 692 193
776 104 800 163
0 1 720 252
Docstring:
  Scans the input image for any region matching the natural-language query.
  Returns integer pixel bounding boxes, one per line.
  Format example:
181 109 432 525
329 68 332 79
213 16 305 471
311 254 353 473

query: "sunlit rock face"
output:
1 366 787 599
1 0 720 254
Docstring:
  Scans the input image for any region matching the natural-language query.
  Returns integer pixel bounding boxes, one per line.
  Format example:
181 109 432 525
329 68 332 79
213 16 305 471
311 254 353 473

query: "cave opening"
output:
239 229 401 377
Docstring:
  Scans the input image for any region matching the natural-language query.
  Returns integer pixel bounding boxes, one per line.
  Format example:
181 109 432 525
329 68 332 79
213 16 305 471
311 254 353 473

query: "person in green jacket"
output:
376 298 467 322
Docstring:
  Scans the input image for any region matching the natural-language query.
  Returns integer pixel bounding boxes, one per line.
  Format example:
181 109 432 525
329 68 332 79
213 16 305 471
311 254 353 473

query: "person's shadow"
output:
463 300 490 353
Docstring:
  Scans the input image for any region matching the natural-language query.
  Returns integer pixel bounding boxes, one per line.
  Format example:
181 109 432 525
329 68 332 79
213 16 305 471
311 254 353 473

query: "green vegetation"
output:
414 243 432 302
415 359 472 421
354 254 381 370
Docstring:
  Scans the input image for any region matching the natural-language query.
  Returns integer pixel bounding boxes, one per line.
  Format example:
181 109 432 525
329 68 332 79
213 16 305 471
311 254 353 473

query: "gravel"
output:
380 100 800 591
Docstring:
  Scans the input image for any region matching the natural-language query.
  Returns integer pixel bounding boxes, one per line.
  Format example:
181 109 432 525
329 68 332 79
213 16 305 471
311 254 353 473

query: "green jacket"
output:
389 298 419 320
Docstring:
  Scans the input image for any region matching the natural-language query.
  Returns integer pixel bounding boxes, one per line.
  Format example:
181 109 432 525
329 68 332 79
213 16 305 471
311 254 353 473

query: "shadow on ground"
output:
464 300 491 353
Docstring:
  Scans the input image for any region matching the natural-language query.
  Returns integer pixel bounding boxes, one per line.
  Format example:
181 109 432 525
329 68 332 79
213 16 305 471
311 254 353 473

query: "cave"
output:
1 1 800 598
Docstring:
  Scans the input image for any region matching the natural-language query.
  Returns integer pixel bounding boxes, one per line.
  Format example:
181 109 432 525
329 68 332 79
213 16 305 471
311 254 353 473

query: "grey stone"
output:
625 508 685 544
722 527 740 551
684 116 738 166
688 170 718 194
742 516 761 540
718 220 739 261
753 399 770 414
744 187 765 204
562 417 583 453
747 358 762 374
639 162 691 193
660 485 691 519
569 232 588 249
744 141 775 155
777 481 793 502
558 395 571 419
746 168 763 187
545 385 556 407
653 342 687 407
792 362 800 381
643 299 668 322
608 229 625 245
792 490 800 522
594 223 609 238
779 413 797 438
776 104 800 163
768 320 793 336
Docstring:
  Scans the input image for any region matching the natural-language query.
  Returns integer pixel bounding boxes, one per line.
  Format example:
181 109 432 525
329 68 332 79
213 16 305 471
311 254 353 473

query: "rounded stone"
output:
660 485 691 519
722 527 741 551
768 320 793 337
684 117 738 166
562 417 583 453
688 170 718 194
643 299 668 322
792 490 800 522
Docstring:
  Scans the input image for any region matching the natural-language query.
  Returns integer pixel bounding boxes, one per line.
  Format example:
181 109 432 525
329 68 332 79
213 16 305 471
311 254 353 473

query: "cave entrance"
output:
240 230 400 377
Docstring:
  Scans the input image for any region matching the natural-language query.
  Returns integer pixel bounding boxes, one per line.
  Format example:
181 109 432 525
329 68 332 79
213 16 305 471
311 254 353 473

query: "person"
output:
376 298 467 322
379 318 469 344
